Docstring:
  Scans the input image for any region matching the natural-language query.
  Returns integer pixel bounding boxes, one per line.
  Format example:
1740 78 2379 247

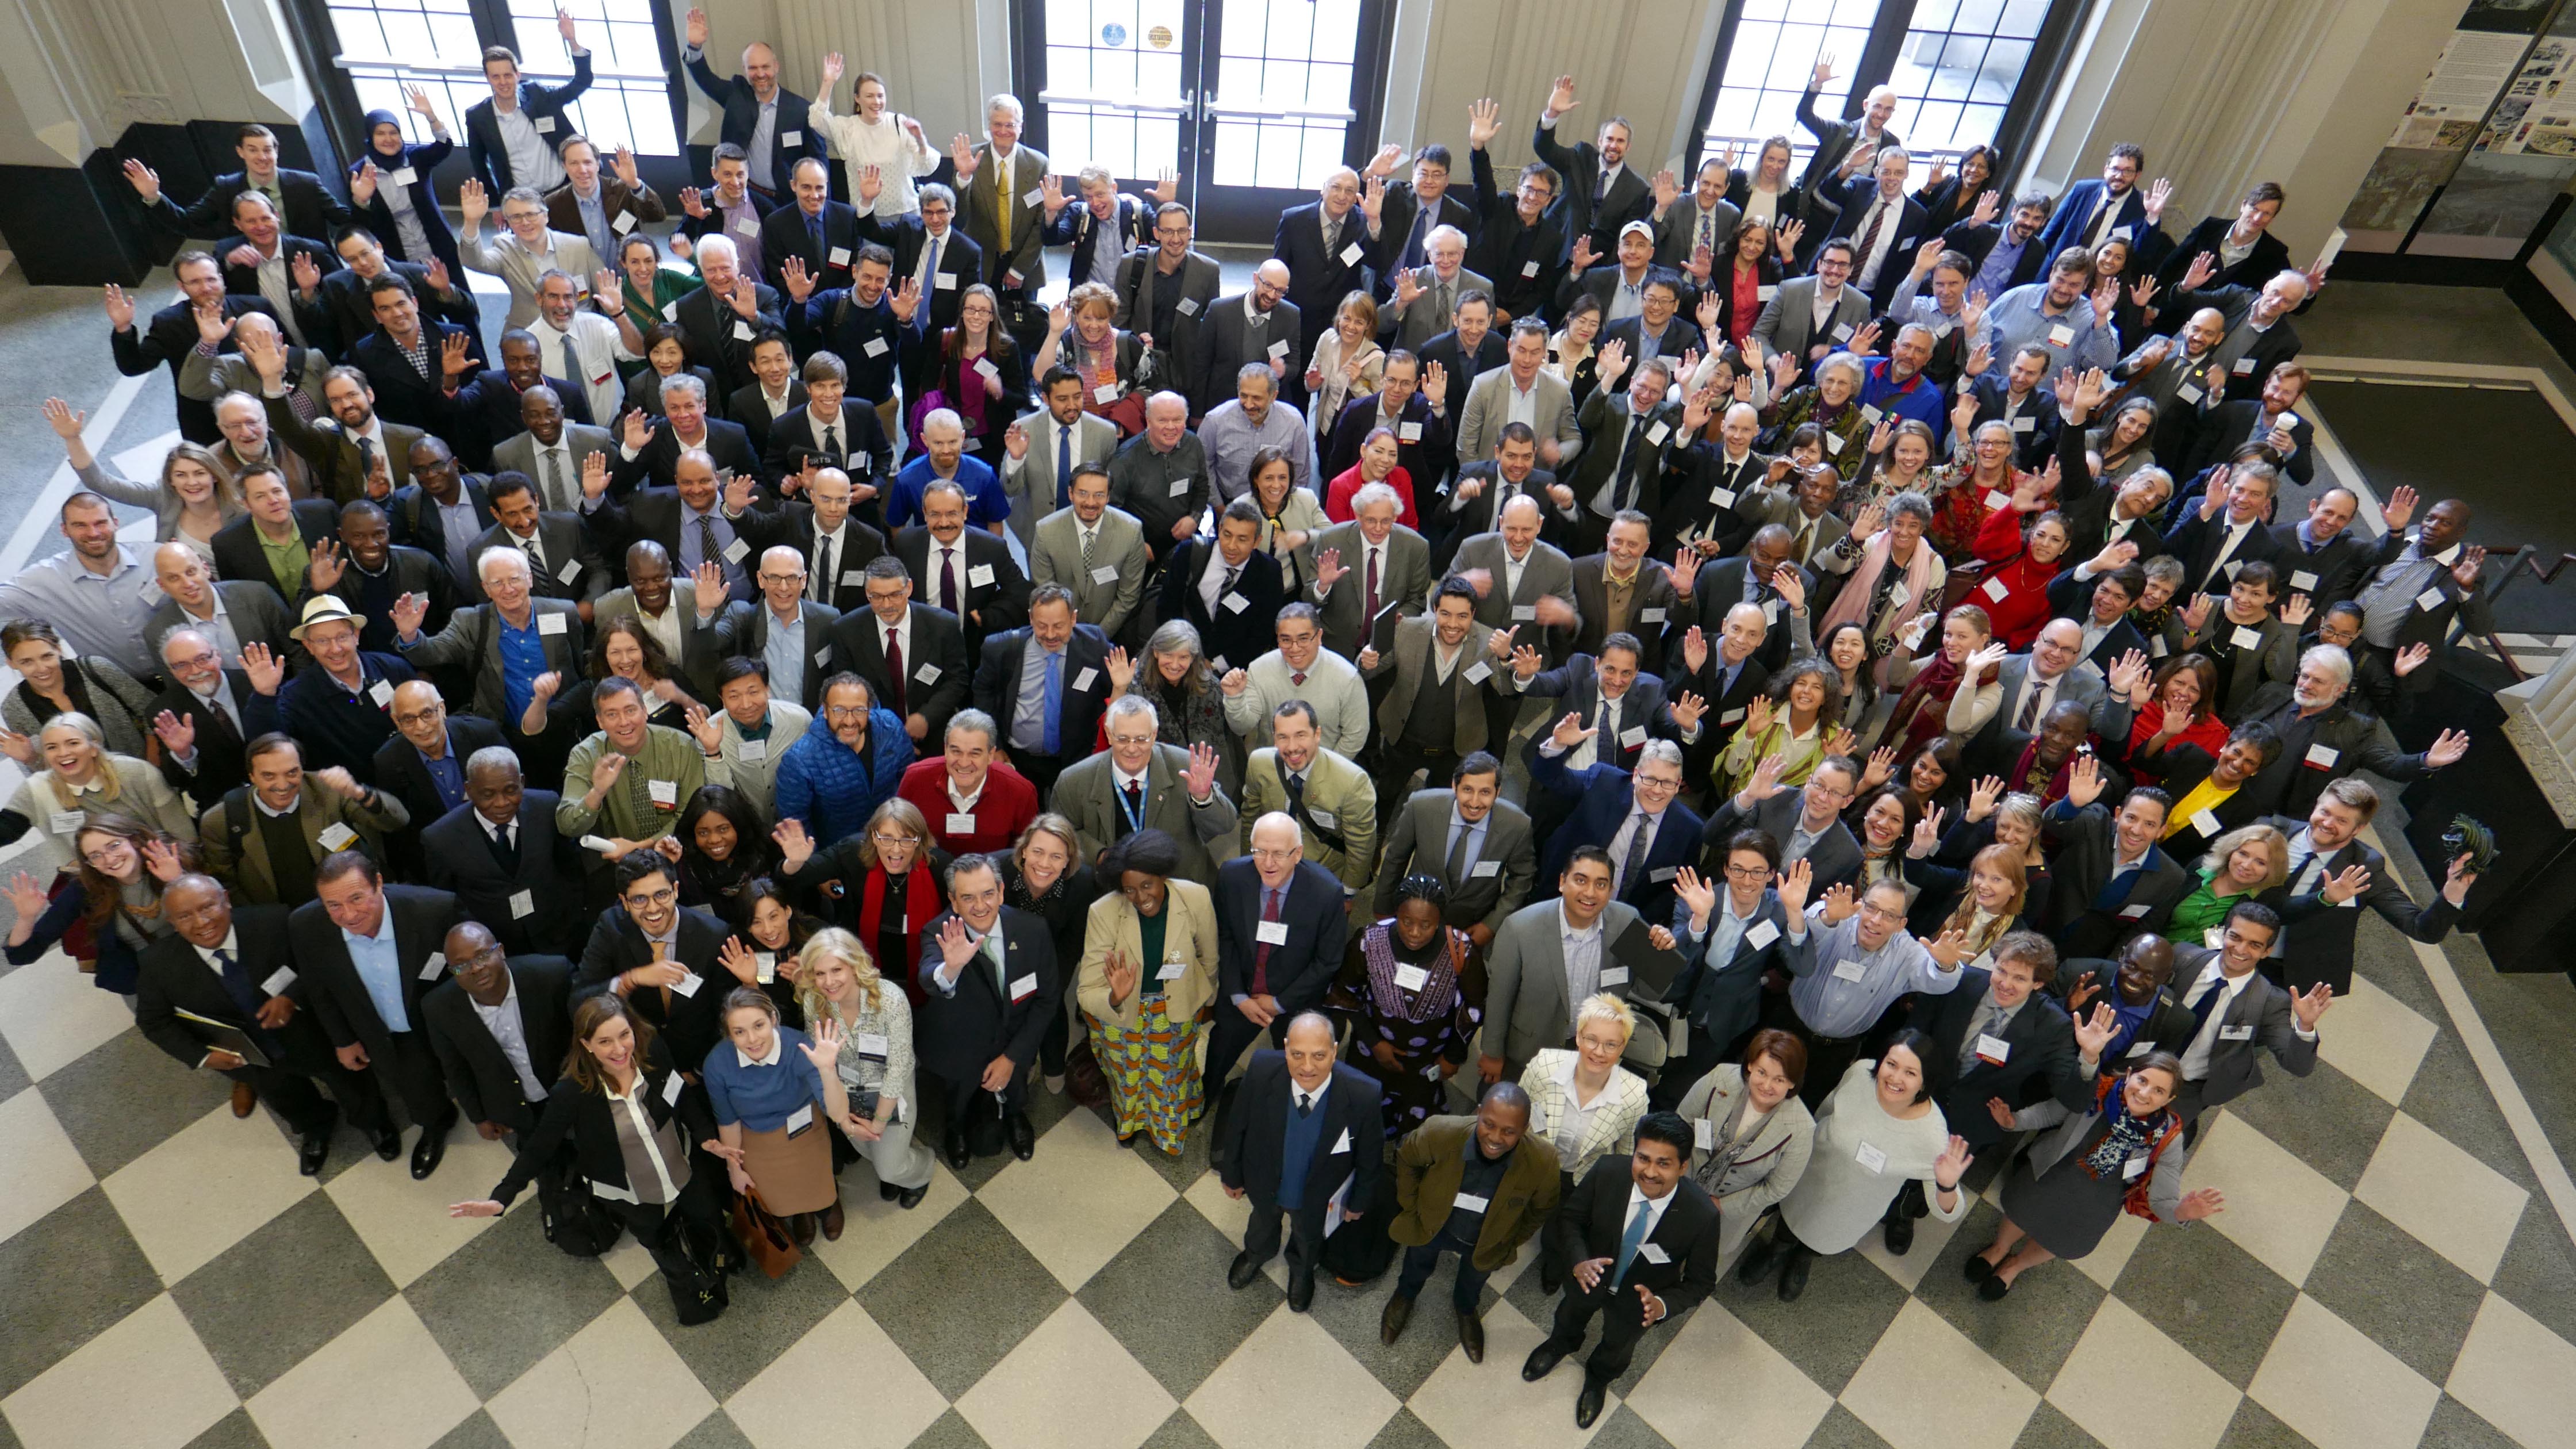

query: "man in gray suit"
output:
1651 160 1743 275
492 385 611 513
1055 695 1240 886
1748 238 1872 378
1946 618 2113 775
1455 319 1583 469
1382 227 1493 354
699 546 842 712
1027 464 1151 644
1001 369 1120 552
1116 202 1224 400
1362 579 1523 809
1478 846 1678 1082
1444 495 1582 757
1370 753 1536 949
1309 482 1432 660
2165 901 2330 1127
144 541 298 670
1568 512 1681 676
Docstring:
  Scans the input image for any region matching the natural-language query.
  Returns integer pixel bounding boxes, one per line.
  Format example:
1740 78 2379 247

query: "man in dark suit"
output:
760 355 895 501
726 332 807 458
346 273 482 432
1566 356 1683 555
891 480 1029 658
1822 148 1935 313
382 439 496 586
211 467 340 606
1413 304 1509 444
2184 386 2316 490
1945 192 2058 308
1655 830 1794 1106
1159 501 1283 674
1513 638 1684 780
603 379 760 497
2165 902 2332 1125
1220 1013 1383 1312
829 556 972 747
289 852 462 1178
137 875 359 1174
1532 74 1653 256
1465 119 1573 324
1116 202 1225 396
421 921 573 1139
2267 486 2379 610
1681 526 1812 675
1701 753 1865 891
126 124 351 242
666 237 787 402
295 228 480 367
856 185 984 344
704 544 841 711
2037 144 2156 259
1528 719 1704 929
204 196 338 344
2053 936 2196 1063
454 335 595 471
2040 761 2192 959
1272 170 1375 370
734 465 888 613
371 681 507 879
1322 351 1451 489
1568 518 1681 676
328 500 462 653
423 750 582 956
469 473 607 608
1193 263 1302 419
462 24 593 186
574 854 733 1063
2264 778 2470 995
149 624 285 806
1964 343 2064 473
1523 1113 1720 1428
1211 815 1352 1093
1792 65 1902 220
2156 183 2293 295
757 158 865 298
914 854 1061 1166
2164 455 2285 598
2236 644 2464 821
107 250 279 445
1366 142 1481 282
680 7 821 198
971 585 1111 799
2160 267 2310 405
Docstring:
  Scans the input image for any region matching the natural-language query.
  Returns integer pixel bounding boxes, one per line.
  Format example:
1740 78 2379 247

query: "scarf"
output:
2006 738 2076 807
1879 645 1979 756
1360 922 1466 1022
2079 1072 2181 1217
859 862 943 961
1819 531 1940 668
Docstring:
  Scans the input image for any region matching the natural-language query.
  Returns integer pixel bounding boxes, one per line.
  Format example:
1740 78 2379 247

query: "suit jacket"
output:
421 792 583 955
1001 408 1122 548
1272 201 1372 361
542 176 668 252
912 904 1061 1078
758 197 868 297
1193 292 1303 417
1567 555 1681 674
210 500 340 604
145 581 299 672
1655 195 1746 272
2038 178 2152 258
1220 1051 1384 1211
1240 746 1379 894
1551 1157 1721 1318
1116 246 1225 393
1445 532 1581 668
150 168 352 247
304 259 476 363
668 282 787 401
574 900 733 1068
707 598 844 711
1568 391 1684 526
114 295 281 445
1528 746 1704 931
1455 367 1582 470
1686 553 1814 675
133 906 335 1076
1373 183 1482 278
465 59 595 192
1654 446 1774 557
1525 658 1678 773
2053 961 2198 1059
457 229 605 331
2185 400 2316 488
2165 949 2321 1111
289 884 462 1061
682 55 823 191
150 670 282 804
1370 791 1536 935
731 503 890 614
892 524 1029 656
1669 890 1791 1053
2039 800 2194 953
726 378 809 457
1533 120 1654 255
493 424 614 511
1383 264 1497 353
369 715 507 876
386 478 497 566
959 143 1052 289
1028 504 1151 638
827 603 972 735
421 954 573 1131
2156 216 2293 296
1598 315 1706 374
1943 217 2052 295
1485 897 1670 1067
1053 743 1240 885
1561 262 1685 325
397 598 588 722
459 376 597 472
1307 520 1431 658
1746 277 1872 367
1466 147 1574 320
1820 182 1934 309
1414 329 1511 424
1159 539 1283 674
1214 856 1350 1013
352 320 484 431
2261 818 2458 994
970 622 1114 771
1700 793 1862 892
1365 613 1519 754
853 214 984 337
1389 1116 1562 1270
1914 967 2089 1148
1961 655 2109 773
467 515 607 608
604 419 760 496
1322 393 1451 498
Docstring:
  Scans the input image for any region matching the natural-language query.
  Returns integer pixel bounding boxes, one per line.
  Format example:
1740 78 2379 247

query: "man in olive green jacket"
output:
1383 1084 1561 1362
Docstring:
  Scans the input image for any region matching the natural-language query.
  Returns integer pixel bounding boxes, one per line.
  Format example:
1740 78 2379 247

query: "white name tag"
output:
1177 297 1200 316
2231 356 2255 375
842 570 868 587
2220 1023 2255 1041
664 300 683 321
2414 588 2446 612
1471 860 1501 878
1511 604 1536 620
2118 903 2151 919
754 950 776 983
2011 416 2034 433
854 1033 889 1059
1157 959 1189 981
1256 920 1290 945
785 1102 814 1134
538 611 569 635
975 358 1001 384
389 167 418 187
2287 569 2319 592
2176 384 2201 405
1823 434 1844 455
1832 957 1866 982
2203 929 2224 949
946 812 977 834
861 336 891 359
2303 744 2338 768
417 952 446 982
2047 324 2075 347
1638 1242 1670 1264
535 117 556 134
719 537 750 566
1975 1033 2011 1064
1091 564 1121 585
1068 667 1098 692
1860 405 1883 427
46 811 81 836
1463 661 1492 683
828 246 850 266
1647 423 1670 446
1984 488 2012 510
1094 384 1121 404
1268 339 1291 360
553 552 584 584
781 131 803 147
734 323 756 342
1709 485 1737 507
1981 577 2009 603
318 823 359 851
1757 284 1778 301
1522 260 1543 279
1169 478 1192 497
1394 421 1428 446
966 563 995 588
1393 964 1429 991
1331 1128 1353 1154
2125 1037 2155 1059
1010 972 1038 1002
1601 967 1631 987
1746 920 1780 949
262 966 297 995
1719 708 1746 725
736 738 769 763
733 216 760 239
1340 241 1365 266
369 679 396 706
936 273 957 290
914 662 942 684
1889 583 1912 608
1308 808 1337 829
2228 625 2263 650
2122 1156 2147 1180
1855 1141 1888 1174
663 1070 685 1104
613 211 637 235
1221 592 1249 614
1021 187 1043 206
1451 1191 1489 1212
511 890 536 918
647 779 677 806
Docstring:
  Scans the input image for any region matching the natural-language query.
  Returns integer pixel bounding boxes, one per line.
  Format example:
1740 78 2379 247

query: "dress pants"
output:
1395 1223 1490 1310
1544 1269 1658 1385
345 1029 454 1136
1371 738 1456 823
1243 1191 1329 1275
607 1174 726 1297
937 1067 1029 1157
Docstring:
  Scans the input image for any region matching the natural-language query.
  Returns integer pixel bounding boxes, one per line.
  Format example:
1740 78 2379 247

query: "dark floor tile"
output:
179 1408 271 1449
1139 1409 1224 1449
670 1409 756 1448
1284 1251 1459 1403
2490 1200 2576 1347
2215 1056 2395 1193
1078 1199 1282 1400
0 1028 31 1102
2420 1393 2524 1449
1799 1402 1897 1449
0 1186 167 1398
40 1029 233 1179
2397 1032 2536 1195
2298 1198 2486 1384
427 1412 512 1449
631 1250 848 1401
1712 1237 1911 1395
2344 923 2443 1024
905 1409 994 1449
1909 1199 2108 1392
2011 1400 2109 1449
2210 1394 2316 1449
857 1197 1067 1398
1363 1407 1447 1449
1588 1404 1678 1449
2110 1221 2297 1390
170 1194 396 1397
401 1202 624 1398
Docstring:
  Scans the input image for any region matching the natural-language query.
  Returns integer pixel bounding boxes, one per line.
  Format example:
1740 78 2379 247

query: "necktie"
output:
1041 650 1062 753
1296 1091 1314 1118
1960 1004 2003 1071
486 818 521 873
940 546 959 612
1594 167 1611 207
2014 677 2050 733
1856 201 1889 277
1285 770 1307 816
212 946 259 1018
1444 818 1474 880
356 435 377 481
922 237 941 294
806 209 825 260
1613 415 1647 511
2185 970 2226 1038
1056 424 1074 507
884 626 907 716
1613 1198 1653 1285
995 158 1012 254
1697 208 1713 254
1621 810 1652 897
1363 547 1380 623
1121 779 1145 837
522 530 546 575
1253 886 1281 994
1323 214 1341 265
557 329 580 392
1433 279 1452 328
1221 564 1240 610
697 513 722 584
822 421 841 465
813 534 834 603
1403 207 1432 270
542 448 566 510
1080 527 1097 574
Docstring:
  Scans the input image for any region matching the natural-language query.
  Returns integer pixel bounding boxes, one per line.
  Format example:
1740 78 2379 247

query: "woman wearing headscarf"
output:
350 85 465 277
1327 875 1485 1139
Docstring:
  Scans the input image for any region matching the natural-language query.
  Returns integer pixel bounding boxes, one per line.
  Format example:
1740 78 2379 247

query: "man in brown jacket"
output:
1383 1082 1561 1361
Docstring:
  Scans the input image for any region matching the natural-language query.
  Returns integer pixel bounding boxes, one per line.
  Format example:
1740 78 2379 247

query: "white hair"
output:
1425 224 1467 251
921 408 964 438
694 233 739 270
478 547 532 585
986 93 1025 125
1350 481 1402 515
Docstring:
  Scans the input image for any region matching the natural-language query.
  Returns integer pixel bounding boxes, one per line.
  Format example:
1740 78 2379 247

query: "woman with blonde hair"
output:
1305 290 1385 438
798 926 935 1208
2164 823 2290 947
0 714 195 876
1910 840 2029 955
1078 829 1219 1153
47 398 246 561
1036 280 1151 434
1519 992 1651 1293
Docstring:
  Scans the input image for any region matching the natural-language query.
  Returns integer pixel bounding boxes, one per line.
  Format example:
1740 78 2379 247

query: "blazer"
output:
757 197 868 297
369 715 507 874
726 378 808 457
1528 747 1704 930
1028 504 1151 638
1566 391 1684 522
1674 1061 1815 1225
1369 790 1536 935
1116 246 1225 391
730 504 890 614
1959 654 2109 772
542 176 668 252
1533 120 1654 255
302 259 478 365
1322 393 1451 498
970 622 1115 770
1383 264 1497 353
351 319 486 431
1700 793 1863 892
1193 292 1304 416
1819 182 1934 309
209 500 341 604
2053 960 2198 1060
1389 1116 1564 1271
464 59 595 193
469 516 607 608
150 670 283 805
144 580 299 672
150 169 351 247
1466 147 1574 320
2183 401 2314 489
1550 1155 1722 1320
1943 217 2052 296
1220 1050 1385 1210
2038 178 2152 259
1668 884 1793 1049
603 419 760 497
707 598 844 711
911 904 1061 1078
1519 1050 1651 1182
1445 532 1581 667
1364 614 1518 756
891 524 1029 654
1002 408 1122 547
1749 279 1874 375
492 423 613 509
1485 897 1671 1068
1271 201 1372 359
1307 520 1432 659
574 900 734 1068
421 954 574 1131
1240 745 1379 895
485 1036 719 1209
2039 799 2195 952
1076 876 1221 1027
133 904 336 1074
1373 182 1482 278
2164 949 2321 1111
1159 539 1283 674
1053 744 1240 884
852 214 984 337
421 792 582 956
1455 367 1583 470
959 142 1052 289
396 598 583 720
116 295 282 445
2180 609 2298 722
1520 656 1679 773
2260 816 2458 995
1567 554 1681 674
682 55 823 192
667 282 787 401
456 374 596 471
1655 196 1746 272
1913 966 2090 1149
288 884 462 1061
827 603 972 736
1213 856 1350 1013
457 229 605 332
386 478 497 566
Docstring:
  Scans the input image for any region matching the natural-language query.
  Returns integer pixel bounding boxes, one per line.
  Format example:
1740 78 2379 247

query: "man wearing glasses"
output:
555 677 733 873
1115 202 1222 405
774 673 911 848
578 852 733 1070
1528 716 1707 930
458 177 604 331
1701 751 1865 893
1776 866 1971 1110
1654 830 1797 1109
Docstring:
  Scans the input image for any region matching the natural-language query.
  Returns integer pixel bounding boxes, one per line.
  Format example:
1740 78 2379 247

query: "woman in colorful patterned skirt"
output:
1075 830 1219 1154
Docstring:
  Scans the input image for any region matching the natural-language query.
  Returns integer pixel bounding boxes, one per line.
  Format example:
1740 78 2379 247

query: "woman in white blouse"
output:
1519 993 1650 1293
1736 1030 1972 1302
812 55 940 218
1304 292 1385 441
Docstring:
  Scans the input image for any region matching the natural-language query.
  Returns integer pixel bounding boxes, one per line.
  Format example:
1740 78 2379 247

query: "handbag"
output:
536 1153 623 1258
1064 1038 1111 1109
729 1185 804 1278
663 1202 731 1325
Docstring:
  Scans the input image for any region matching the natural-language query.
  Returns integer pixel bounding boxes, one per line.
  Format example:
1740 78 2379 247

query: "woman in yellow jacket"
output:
1076 829 1221 1155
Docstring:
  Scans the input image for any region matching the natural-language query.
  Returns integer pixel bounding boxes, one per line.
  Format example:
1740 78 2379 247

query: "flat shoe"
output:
895 1184 929 1210
1978 1273 2014 1301
1964 1254 1996 1285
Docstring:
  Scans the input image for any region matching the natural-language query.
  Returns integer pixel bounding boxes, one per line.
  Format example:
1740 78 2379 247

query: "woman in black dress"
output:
999 813 1098 1093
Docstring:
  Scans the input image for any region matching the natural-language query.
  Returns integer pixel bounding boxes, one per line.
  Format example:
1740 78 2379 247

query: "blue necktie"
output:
1041 650 1062 753
1613 1198 1653 1286
2185 971 2226 1038
807 209 825 260
1056 423 1074 507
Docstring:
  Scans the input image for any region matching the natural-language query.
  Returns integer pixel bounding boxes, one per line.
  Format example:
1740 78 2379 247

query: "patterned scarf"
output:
1361 922 1465 1022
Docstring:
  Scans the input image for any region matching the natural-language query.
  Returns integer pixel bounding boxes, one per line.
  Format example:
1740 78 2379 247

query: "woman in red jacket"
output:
1968 494 2075 651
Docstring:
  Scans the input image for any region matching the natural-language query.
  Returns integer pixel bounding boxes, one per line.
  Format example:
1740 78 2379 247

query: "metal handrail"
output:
1037 90 1190 116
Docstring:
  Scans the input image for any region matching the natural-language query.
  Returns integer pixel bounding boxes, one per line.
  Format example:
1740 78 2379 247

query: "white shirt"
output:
1608 804 1666 894
2199 517 2258 590
734 1032 788 1070
1558 902 1604 1003
632 599 685 665
603 1076 683 1201
1292 1079 1331 1114
947 777 987 814
1505 374 1541 431
528 436 580 511
531 312 632 426
1199 547 1245 617
2178 963 2258 1080
1502 542 1533 603
1621 1183 1677 1262
1849 189 1908 291
467 974 549 1103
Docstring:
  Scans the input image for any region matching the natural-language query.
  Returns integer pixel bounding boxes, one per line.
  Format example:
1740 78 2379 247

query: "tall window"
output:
1700 0 1887 177
1041 0 1191 181
1207 0 1363 191
327 0 677 157
1887 0 2049 162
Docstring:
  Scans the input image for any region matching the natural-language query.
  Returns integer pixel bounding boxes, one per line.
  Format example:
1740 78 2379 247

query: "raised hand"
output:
2073 1001 2117 1059
1467 97 1502 150
1219 667 1248 697
2382 484 2418 531
1908 804 1945 857
1861 743 1897 791
1743 751 1789 803
716 934 762 985
798 1017 843 1072
2452 545 2487 591
1103 644 1135 694
1681 624 1708 675
890 277 922 324
772 818 815 868
1924 923 1973 968
3 871 49 922
2066 750 2105 808
306 538 347 593
140 838 185 884
2174 1187 2226 1222
440 331 479 381
2279 592 2313 629
310 765 361 799
1595 336 1629 387
1185 742 1220 800
1776 857 1812 917
2141 176 2172 224
1931 1135 1972 1191
458 178 489 226
1674 866 1718 923
2291 980 2334 1030
1670 690 1708 735
1818 880 1858 924
1547 710 1598 752
241 642 285 694
121 158 162 202
2180 592 2214 632
1547 73 1580 117
151 709 197 758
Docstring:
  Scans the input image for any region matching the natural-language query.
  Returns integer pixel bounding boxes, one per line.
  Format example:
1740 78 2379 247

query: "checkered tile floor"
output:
2 918 2571 1449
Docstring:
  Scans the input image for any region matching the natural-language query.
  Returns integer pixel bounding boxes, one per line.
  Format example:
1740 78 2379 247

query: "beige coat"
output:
1077 877 1221 1029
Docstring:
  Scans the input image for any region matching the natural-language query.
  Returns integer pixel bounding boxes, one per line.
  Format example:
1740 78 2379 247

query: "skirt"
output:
1089 995 1204 1155
2000 1152 2133 1260
738 1120 838 1215
1353 1044 1456 1141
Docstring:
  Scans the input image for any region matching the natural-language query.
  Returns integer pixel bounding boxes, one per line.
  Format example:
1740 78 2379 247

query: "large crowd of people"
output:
28 9 2492 1425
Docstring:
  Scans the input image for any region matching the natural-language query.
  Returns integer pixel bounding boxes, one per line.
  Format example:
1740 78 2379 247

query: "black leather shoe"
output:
409 1126 449 1180
895 1183 928 1210
371 1130 402 1162
879 1181 899 1202
1522 1342 1567 1382
1735 1233 1778 1284
942 1126 970 1170
1539 1267 1563 1295
1778 1247 1813 1302
1574 1379 1608 1429
1380 1293 1413 1344
1883 1211 1916 1256
1007 1111 1036 1160
1457 1310 1485 1363
1964 1252 1996 1285
298 1130 331 1176
1226 1251 1262 1290
790 1212 817 1247
1977 1272 2014 1301
1287 1265 1314 1312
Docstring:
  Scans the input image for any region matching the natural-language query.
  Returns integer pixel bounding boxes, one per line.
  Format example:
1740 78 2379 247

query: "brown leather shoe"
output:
821 1198 845 1241
230 1082 256 1118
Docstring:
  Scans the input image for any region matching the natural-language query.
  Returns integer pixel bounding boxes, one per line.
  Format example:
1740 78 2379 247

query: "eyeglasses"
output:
166 651 218 672
871 831 919 847
1249 848 1300 864
80 842 133 866
623 888 676 908
825 706 872 721
1634 773 1683 792
1722 863 1770 881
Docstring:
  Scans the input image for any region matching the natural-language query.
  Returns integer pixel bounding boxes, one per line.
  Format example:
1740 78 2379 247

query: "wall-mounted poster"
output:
2341 5 2549 250
2421 6 2576 253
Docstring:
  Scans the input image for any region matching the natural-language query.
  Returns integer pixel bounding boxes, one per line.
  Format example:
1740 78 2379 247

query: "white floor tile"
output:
2351 1111 2528 1283
2046 1298 2242 1449
806 1160 970 1291
725 1300 948 1449
1625 1303 1834 1448
2069 1208 2150 1290
1 1294 235 1449
485 1295 716 1449
1407 1299 1614 1449
324 1132 520 1287
1841 1299 2039 1449
2445 1291 2576 1449
1856 1194 1968 1291
0 1087 93 1245
101 1100 315 1281
977 1108 1178 1291
1183 1306 1400 1449
2313 974 2436 1105
598 1229 664 1290
247 1297 480 1449
954 1298 1176 1449
1182 1168 1286 1289
2247 1295 2440 1449
0 952 136 1080
2183 1112 2349 1288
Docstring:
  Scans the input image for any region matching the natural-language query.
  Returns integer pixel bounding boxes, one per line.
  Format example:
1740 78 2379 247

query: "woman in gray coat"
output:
1673 1027 1815 1260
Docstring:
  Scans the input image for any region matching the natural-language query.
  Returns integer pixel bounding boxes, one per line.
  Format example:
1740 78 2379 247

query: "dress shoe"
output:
1574 1379 1608 1429
1457 1310 1485 1363
1963 1252 1996 1285
821 1198 845 1241
1007 1111 1036 1160
409 1127 449 1180
297 1130 331 1176
1539 1267 1563 1296
791 1212 816 1247
942 1126 971 1170
1226 1251 1263 1291
231 1082 257 1118
879 1181 899 1202
371 1130 402 1163
1044 1073 1067 1095
895 1183 928 1210
1287 1265 1314 1312
1380 1293 1414 1344
1977 1272 2014 1301
1735 1233 1779 1284
1777 1246 1813 1302
1883 1211 1916 1256
1521 1341 1567 1382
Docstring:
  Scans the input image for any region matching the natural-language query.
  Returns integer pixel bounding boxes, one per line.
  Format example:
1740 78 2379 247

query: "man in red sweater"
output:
897 707 1039 856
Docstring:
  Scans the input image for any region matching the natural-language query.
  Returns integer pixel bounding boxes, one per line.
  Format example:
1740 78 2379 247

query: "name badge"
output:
1601 964 1632 989
555 553 584 584
1511 604 1536 620
1639 607 1666 624
734 323 757 342
664 299 683 321
2280 569 2321 595
1983 488 2011 510
854 1033 889 1060
1061 666 1095 693
2150 637 2168 657
785 1103 815 1137
1522 260 1542 278
2122 1156 2147 1180
1157 959 1190 981
417 951 447 983
1638 1243 1670 1264
535 116 557 134
1471 860 1502 879
1832 957 1866 982
642 779 677 810
1831 323 1855 342
1619 725 1648 747
2117 903 2151 920
2303 743 2339 769
46 811 81 836
967 563 995 588
388 166 419 187
262 966 297 995
663 1070 685 1105
1746 920 1780 949
1309 808 1337 828
1649 866 1677 883
1339 241 1365 266
613 211 637 235
511 890 536 918
733 216 760 238
1757 284 1777 301
1860 405 1883 427
946 812 977 834
2011 416 2034 433
1177 297 1201 316
1823 434 1844 454
2047 324 2075 347
1094 384 1121 404
1256 920 1290 945
1331 1128 1353 1154
318 823 359 851
1855 1141 1888 1174
1010 973 1038 1002
1646 423 1670 446
1981 577 2009 603
1464 661 1492 683
2231 356 2255 375
2414 588 2446 612
722 537 750 564
1889 582 1912 608
538 611 569 635
1268 339 1292 360
1451 1191 1489 1212
1893 235 1914 254
2202 929 2224 949
1394 964 1429 991
2226 625 2262 650
369 679 396 706
862 336 891 358
2125 1037 2155 1059
1398 421 1423 442
781 130 803 147
737 738 768 762
842 569 868 587
1091 564 1121 585
828 246 851 266
1221 592 1249 614
1021 188 1044 206
936 273 958 290
2220 1023 2255 1041
914 662 942 685
1169 479 1192 497
1719 708 1746 725
1975 1033 2011 1064
975 358 1002 385
1709 486 1737 507
754 951 777 983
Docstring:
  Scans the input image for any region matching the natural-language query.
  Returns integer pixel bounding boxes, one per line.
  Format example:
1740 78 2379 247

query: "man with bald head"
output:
1197 259 1304 417
593 539 701 667
589 444 759 602
1949 616 2106 773
421 919 574 1140
2161 263 2317 407
423 747 582 955
734 463 890 614
1108 391 1213 564
1678 520 1810 674
681 7 820 198
1221 1010 1383 1312
1386 1082 1561 1358
703 543 839 709
144 539 297 669
178 310 331 448
1211 814 1352 1113
372 679 508 876
452 330 597 472
1795 60 1902 224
